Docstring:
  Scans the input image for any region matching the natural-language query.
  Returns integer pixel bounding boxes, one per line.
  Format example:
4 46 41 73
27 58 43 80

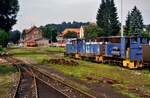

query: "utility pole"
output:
120 0 125 58
121 0 124 37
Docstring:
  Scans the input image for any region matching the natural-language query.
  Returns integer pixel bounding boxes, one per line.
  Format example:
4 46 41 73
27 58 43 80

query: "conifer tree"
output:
96 0 120 36
96 0 107 34
129 6 144 36
125 12 131 35
109 0 120 36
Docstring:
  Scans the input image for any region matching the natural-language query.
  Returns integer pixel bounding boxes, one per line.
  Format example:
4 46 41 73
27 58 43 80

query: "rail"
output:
5 57 96 98
31 66 96 98
12 67 21 98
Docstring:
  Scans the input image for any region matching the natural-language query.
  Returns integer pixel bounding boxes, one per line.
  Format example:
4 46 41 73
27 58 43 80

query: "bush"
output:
84 24 105 39
0 46 3 52
0 29 9 47
64 32 78 39
142 32 150 39
0 65 16 74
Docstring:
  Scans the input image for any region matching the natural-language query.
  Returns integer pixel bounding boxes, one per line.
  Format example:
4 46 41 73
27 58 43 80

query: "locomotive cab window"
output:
130 37 138 44
141 37 149 44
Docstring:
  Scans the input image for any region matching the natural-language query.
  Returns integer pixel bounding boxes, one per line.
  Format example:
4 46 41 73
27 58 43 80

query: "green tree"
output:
129 6 144 36
84 24 105 39
64 32 78 39
97 0 107 34
97 0 120 36
40 25 57 42
0 45 6 54
109 0 120 36
0 0 19 32
9 30 21 44
125 12 131 35
0 29 9 47
142 31 150 39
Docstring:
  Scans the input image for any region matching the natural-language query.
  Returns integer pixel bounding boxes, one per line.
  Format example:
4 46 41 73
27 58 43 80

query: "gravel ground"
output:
37 79 68 98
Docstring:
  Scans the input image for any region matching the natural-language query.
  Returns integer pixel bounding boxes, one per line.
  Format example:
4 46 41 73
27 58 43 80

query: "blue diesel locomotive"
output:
65 36 150 69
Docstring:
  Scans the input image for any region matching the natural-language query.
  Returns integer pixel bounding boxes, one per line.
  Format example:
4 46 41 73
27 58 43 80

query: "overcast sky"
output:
13 0 150 31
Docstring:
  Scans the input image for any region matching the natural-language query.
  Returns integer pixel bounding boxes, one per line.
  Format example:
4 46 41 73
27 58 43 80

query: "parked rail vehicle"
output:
65 36 150 69
26 41 38 47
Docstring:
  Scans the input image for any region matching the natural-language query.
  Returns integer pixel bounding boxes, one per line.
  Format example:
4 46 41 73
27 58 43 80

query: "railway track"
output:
4 57 96 98
15 67 35 98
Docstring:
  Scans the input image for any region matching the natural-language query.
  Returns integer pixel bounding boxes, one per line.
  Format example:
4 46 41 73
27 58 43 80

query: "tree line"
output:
40 21 89 42
0 0 149 47
85 0 149 39
40 0 150 40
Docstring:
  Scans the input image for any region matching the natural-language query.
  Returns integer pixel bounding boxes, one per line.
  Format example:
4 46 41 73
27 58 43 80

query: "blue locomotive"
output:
65 36 150 69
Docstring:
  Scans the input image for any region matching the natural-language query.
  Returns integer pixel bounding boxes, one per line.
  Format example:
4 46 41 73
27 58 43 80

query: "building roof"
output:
22 26 44 43
58 28 80 37
23 26 42 35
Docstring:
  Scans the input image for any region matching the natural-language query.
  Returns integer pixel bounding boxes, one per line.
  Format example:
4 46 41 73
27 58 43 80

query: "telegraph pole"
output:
121 0 124 37
120 0 125 58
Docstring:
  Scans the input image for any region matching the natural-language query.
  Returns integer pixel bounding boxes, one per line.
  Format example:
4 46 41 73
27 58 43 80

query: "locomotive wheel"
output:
75 53 81 59
134 61 144 68
123 60 136 69
95 56 103 63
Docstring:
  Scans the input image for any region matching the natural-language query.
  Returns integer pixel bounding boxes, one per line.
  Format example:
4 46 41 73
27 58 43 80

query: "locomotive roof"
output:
96 36 147 39
96 36 149 43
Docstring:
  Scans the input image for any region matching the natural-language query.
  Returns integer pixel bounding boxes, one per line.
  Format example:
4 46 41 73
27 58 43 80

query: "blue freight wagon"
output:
65 36 150 69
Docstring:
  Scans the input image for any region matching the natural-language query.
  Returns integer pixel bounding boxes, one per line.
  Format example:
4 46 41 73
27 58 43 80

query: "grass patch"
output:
112 84 140 98
47 46 65 53
0 65 17 98
8 46 150 98
0 74 14 98
27 54 50 63
0 65 16 74
48 59 150 98
8 46 64 63
8 46 65 55
121 92 140 98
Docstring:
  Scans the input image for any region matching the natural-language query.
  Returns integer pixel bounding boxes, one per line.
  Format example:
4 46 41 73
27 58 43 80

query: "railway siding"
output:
31 67 96 98
5 57 96 98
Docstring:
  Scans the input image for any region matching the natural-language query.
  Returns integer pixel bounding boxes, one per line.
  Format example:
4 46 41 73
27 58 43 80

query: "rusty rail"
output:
31 66 96 98
10 68 21 98
5 57 96 98
23 66 70 98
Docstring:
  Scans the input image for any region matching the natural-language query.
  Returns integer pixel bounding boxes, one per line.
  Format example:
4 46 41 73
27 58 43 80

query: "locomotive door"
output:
100 43 105 56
